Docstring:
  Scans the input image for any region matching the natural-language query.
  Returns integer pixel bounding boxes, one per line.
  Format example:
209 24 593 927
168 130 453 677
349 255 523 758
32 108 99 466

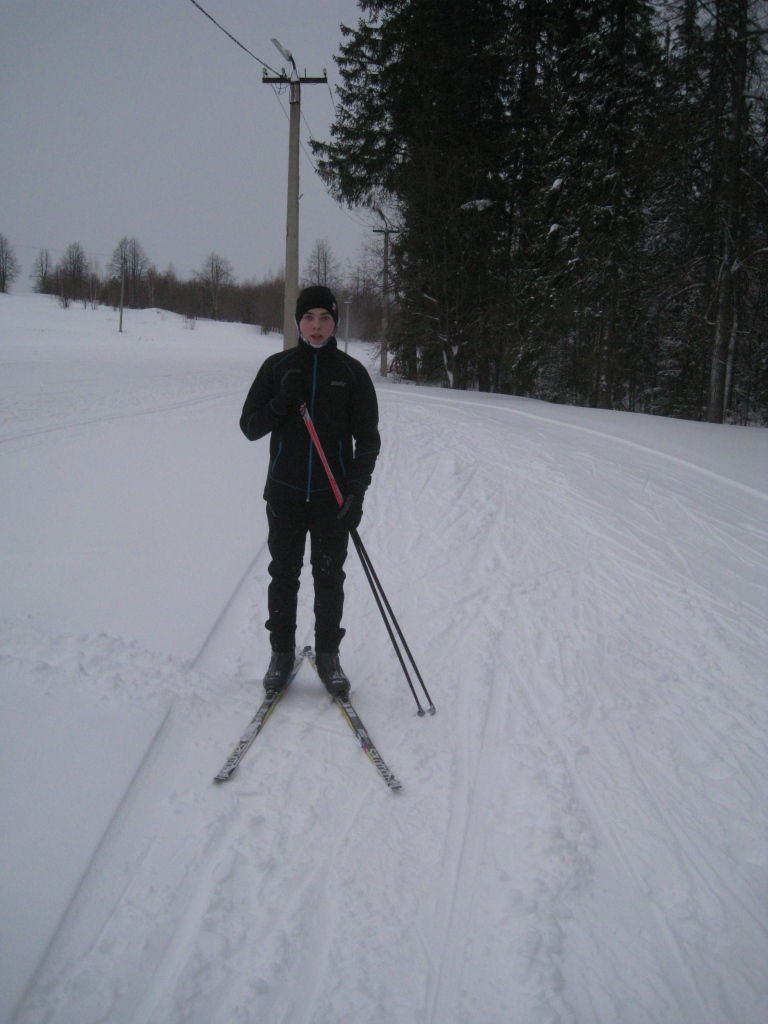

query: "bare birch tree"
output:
303 237 342 291
31 248 52 293
194 252 235 319
0 234 22 292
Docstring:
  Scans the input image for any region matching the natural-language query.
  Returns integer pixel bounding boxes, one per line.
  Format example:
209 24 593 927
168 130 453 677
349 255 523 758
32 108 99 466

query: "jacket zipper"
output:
306 351 319 501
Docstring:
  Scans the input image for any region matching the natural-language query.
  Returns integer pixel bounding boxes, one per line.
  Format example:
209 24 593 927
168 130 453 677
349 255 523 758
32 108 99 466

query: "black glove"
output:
337 491 364 530
270 367 303 417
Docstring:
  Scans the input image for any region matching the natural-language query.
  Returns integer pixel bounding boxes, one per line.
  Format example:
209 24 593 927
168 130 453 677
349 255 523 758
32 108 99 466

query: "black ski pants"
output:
265 501 349 654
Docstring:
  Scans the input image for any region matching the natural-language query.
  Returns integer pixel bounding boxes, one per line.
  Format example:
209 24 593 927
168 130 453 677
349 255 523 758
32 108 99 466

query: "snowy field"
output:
1 293 766 1024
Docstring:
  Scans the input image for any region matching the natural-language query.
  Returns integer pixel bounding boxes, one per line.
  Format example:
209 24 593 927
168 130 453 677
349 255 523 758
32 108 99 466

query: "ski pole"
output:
349 529 426 714
300 404 435 715
351 530 435 714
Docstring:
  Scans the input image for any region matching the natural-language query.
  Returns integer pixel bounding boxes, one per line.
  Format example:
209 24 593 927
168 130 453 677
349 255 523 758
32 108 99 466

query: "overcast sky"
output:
0 0 372 289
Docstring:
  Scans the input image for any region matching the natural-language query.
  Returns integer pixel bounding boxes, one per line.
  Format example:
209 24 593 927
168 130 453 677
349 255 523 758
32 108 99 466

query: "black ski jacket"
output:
240 336 380 510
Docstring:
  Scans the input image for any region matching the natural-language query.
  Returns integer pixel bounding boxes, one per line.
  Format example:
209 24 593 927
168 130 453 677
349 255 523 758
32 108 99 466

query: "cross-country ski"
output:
334 694 402 790
214 646 401 790
213 646 311 782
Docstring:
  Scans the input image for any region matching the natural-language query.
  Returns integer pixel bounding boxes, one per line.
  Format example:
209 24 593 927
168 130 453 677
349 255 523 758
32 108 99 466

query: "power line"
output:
186 0 280 75
12 242 112 259
187 0 328 180
268 85 314 162
187 2 373 237
283 102 372 232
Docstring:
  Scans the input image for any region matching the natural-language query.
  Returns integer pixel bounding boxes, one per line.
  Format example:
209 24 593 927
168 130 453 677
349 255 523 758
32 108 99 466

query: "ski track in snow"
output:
2 303 766 1024
0 388 245 454
373 394 767 1024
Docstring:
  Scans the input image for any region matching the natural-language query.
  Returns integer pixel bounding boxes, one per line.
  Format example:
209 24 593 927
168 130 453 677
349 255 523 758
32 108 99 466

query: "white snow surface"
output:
1 294 766 1024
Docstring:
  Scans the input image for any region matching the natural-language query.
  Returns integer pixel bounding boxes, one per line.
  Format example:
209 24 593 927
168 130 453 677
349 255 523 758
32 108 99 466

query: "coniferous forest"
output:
316 0 767 423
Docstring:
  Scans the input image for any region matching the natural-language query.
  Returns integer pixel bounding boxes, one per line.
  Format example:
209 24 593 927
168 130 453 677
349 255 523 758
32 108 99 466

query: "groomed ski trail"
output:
6 357 766 1024
372 387 767 1024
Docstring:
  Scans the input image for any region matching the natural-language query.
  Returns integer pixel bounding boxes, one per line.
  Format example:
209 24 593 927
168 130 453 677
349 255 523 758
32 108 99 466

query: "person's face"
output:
300 308 335 347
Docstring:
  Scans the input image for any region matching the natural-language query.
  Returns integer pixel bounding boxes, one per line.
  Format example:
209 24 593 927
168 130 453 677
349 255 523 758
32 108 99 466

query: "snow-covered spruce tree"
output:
316 0 766 417
314 0 514 390
702 0 765 423
635 0 767 423
528 0 664 409
644 0 714 419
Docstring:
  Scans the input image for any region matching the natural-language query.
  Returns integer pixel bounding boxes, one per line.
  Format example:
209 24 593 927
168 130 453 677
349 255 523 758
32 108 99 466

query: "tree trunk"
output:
707 0 748 423
723 304 739 419
595 262 618 410
708 256 732 422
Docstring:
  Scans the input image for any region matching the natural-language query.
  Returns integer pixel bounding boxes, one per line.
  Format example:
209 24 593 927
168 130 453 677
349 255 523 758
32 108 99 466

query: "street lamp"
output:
344 297 353 353
271 38 296 74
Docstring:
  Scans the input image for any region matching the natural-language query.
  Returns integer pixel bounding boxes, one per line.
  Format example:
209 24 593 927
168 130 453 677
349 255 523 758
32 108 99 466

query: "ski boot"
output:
315 652 351 698
263 650 295 695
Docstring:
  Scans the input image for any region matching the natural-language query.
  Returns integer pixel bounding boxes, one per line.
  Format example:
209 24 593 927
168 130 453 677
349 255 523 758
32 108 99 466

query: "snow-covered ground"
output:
1 293 766 1024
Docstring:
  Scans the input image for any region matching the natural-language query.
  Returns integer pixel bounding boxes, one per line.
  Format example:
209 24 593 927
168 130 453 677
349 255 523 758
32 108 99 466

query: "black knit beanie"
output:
295 286 339 329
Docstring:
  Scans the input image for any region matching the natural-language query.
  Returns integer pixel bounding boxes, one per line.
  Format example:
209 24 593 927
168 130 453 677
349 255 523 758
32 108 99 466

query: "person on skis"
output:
240 285 380 698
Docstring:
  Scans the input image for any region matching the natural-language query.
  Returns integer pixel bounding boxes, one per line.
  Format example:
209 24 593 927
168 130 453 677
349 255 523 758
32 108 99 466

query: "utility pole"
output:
374 210 400 377
118 254 125 334
264 42 327 350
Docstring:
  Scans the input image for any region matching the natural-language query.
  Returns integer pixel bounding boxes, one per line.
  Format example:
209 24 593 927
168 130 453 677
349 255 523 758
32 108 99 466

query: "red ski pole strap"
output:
300 404 344 507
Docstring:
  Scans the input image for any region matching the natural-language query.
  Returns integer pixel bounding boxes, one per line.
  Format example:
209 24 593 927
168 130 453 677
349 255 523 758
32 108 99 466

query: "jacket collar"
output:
298 335 338 355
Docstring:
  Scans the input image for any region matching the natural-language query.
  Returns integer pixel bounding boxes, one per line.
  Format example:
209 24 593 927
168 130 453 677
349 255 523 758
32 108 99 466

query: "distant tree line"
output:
316 0 768 424
23 237 286 332
8 232 383 343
